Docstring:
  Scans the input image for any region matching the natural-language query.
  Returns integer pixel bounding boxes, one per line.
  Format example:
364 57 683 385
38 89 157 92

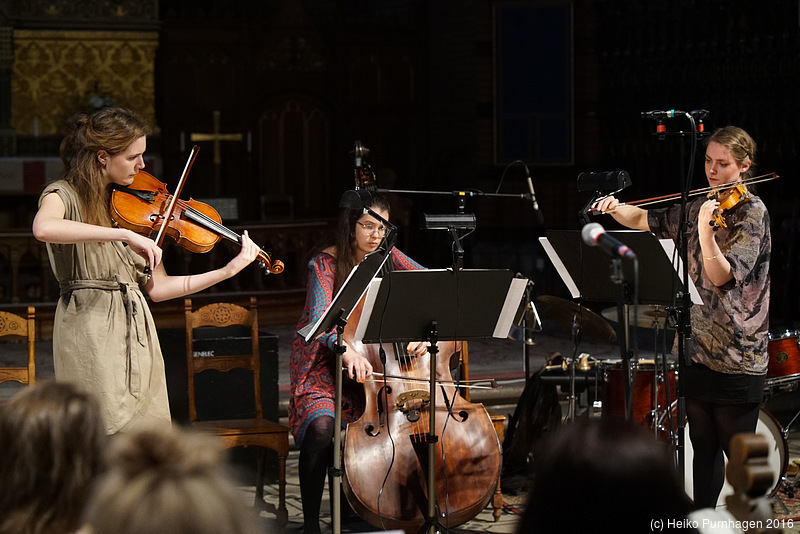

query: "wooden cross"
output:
190 110 243 194
190 110 243 165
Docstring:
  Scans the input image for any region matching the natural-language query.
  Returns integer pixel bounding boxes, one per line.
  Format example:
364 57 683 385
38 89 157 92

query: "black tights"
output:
685 398 760 509
299 416 334 533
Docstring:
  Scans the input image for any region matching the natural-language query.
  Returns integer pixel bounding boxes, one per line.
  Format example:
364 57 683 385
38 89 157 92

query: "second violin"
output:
111 170 284 274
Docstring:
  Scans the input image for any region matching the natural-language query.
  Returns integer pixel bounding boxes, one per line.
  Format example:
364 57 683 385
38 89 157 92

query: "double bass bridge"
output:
394 389 430 423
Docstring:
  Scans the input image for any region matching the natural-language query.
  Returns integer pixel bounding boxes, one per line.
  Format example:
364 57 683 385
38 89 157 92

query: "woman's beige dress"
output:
40 181 171 434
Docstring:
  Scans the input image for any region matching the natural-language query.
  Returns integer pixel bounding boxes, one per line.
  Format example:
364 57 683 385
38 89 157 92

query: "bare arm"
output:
32 192 162 270
592 195 651 231
144 230 260 302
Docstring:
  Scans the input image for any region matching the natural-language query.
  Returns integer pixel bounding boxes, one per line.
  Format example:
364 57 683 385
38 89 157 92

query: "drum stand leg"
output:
776 407 800 505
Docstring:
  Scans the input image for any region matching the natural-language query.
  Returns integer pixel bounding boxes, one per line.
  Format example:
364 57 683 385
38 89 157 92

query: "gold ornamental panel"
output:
11 30 159 136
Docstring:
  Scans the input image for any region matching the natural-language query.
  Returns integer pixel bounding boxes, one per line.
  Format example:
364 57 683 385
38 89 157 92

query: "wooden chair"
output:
185 298 288 527
458 341 506 521
0 306 36 386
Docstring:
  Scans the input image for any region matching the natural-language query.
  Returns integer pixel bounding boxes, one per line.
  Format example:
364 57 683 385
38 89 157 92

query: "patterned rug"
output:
240 448 523 533
240 450 800 533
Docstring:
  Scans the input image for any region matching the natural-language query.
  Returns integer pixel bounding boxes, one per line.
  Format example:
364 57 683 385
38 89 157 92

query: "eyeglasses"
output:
356 221 387 236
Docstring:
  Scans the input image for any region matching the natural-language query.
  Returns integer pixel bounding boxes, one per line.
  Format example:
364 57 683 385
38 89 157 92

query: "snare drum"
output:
601 361 676 427
767 330 800 385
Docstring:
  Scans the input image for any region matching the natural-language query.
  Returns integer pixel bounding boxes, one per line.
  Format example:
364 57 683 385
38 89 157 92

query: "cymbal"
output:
601 305 671 329
534 295 617 343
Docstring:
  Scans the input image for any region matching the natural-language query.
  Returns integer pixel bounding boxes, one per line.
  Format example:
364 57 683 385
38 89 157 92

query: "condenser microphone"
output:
641 109 686 120
581 222 636 260
524 164 545 226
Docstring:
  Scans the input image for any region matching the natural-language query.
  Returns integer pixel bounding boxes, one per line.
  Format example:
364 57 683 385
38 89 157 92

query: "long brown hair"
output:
59 107 152 226
332 192 391 294
0 381 107 534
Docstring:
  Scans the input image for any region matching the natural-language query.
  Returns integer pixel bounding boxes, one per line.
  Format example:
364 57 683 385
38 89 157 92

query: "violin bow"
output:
153 145 200 247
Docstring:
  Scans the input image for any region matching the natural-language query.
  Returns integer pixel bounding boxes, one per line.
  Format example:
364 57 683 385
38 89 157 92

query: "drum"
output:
601 361 676 427
767 330 800 385
660 406 787 507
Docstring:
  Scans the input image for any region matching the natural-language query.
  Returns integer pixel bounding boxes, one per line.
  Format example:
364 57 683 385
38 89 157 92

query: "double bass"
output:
340 147 501 532
341 321 502 531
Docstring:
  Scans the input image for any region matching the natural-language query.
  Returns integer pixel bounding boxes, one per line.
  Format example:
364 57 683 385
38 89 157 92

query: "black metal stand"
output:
354 268 524 532
610 257 637 421
643 110 708 482
331 317 346 534
420 321 444 534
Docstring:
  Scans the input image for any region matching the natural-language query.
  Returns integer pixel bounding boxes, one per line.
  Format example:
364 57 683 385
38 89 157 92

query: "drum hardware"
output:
534 296 616 423
601 304 672 330
544 353 597 372
601 358 677 431
657 405 788 507
600 303 676 438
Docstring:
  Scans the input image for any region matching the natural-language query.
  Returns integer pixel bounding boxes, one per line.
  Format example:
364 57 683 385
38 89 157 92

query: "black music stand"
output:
540 230 701 424
297 244 392 534
352 268 526 534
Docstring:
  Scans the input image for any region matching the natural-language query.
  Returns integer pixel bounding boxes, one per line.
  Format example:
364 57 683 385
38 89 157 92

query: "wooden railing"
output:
0 219 334 337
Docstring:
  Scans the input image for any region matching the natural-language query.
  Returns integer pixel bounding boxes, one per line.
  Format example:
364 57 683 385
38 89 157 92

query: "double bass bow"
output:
110 146 284 274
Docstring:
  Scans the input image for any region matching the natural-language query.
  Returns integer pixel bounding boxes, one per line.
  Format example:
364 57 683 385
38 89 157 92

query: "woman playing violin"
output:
31 107 260 434
593 125 770 508
290 193 429 534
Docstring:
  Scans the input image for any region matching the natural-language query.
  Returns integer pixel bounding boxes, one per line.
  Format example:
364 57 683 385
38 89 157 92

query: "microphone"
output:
524 164 545 226
339 189 373 209
581 222 636 260
641 109 686 120
576 171 632 192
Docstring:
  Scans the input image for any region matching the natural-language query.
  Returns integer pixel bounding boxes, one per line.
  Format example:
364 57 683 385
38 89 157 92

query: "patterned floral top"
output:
647 195 770 375
288 248 423 445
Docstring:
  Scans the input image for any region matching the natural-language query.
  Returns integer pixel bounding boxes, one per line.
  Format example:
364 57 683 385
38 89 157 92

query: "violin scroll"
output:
257 251 284 275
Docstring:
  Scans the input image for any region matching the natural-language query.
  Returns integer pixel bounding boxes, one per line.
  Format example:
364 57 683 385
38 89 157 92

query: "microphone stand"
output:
373 187 536 214
644 110 706 481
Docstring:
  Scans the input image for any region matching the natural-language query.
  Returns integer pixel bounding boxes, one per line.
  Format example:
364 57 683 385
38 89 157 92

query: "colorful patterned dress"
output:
289 248 423 445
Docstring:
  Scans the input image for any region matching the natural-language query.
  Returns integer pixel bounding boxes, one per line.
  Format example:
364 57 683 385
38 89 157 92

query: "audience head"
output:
518 417 693 533
80 424 261 534
0 380 106 534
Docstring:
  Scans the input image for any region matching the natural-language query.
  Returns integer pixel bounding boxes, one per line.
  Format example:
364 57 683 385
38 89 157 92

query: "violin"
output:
708 183 750 231
110 170 284 274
